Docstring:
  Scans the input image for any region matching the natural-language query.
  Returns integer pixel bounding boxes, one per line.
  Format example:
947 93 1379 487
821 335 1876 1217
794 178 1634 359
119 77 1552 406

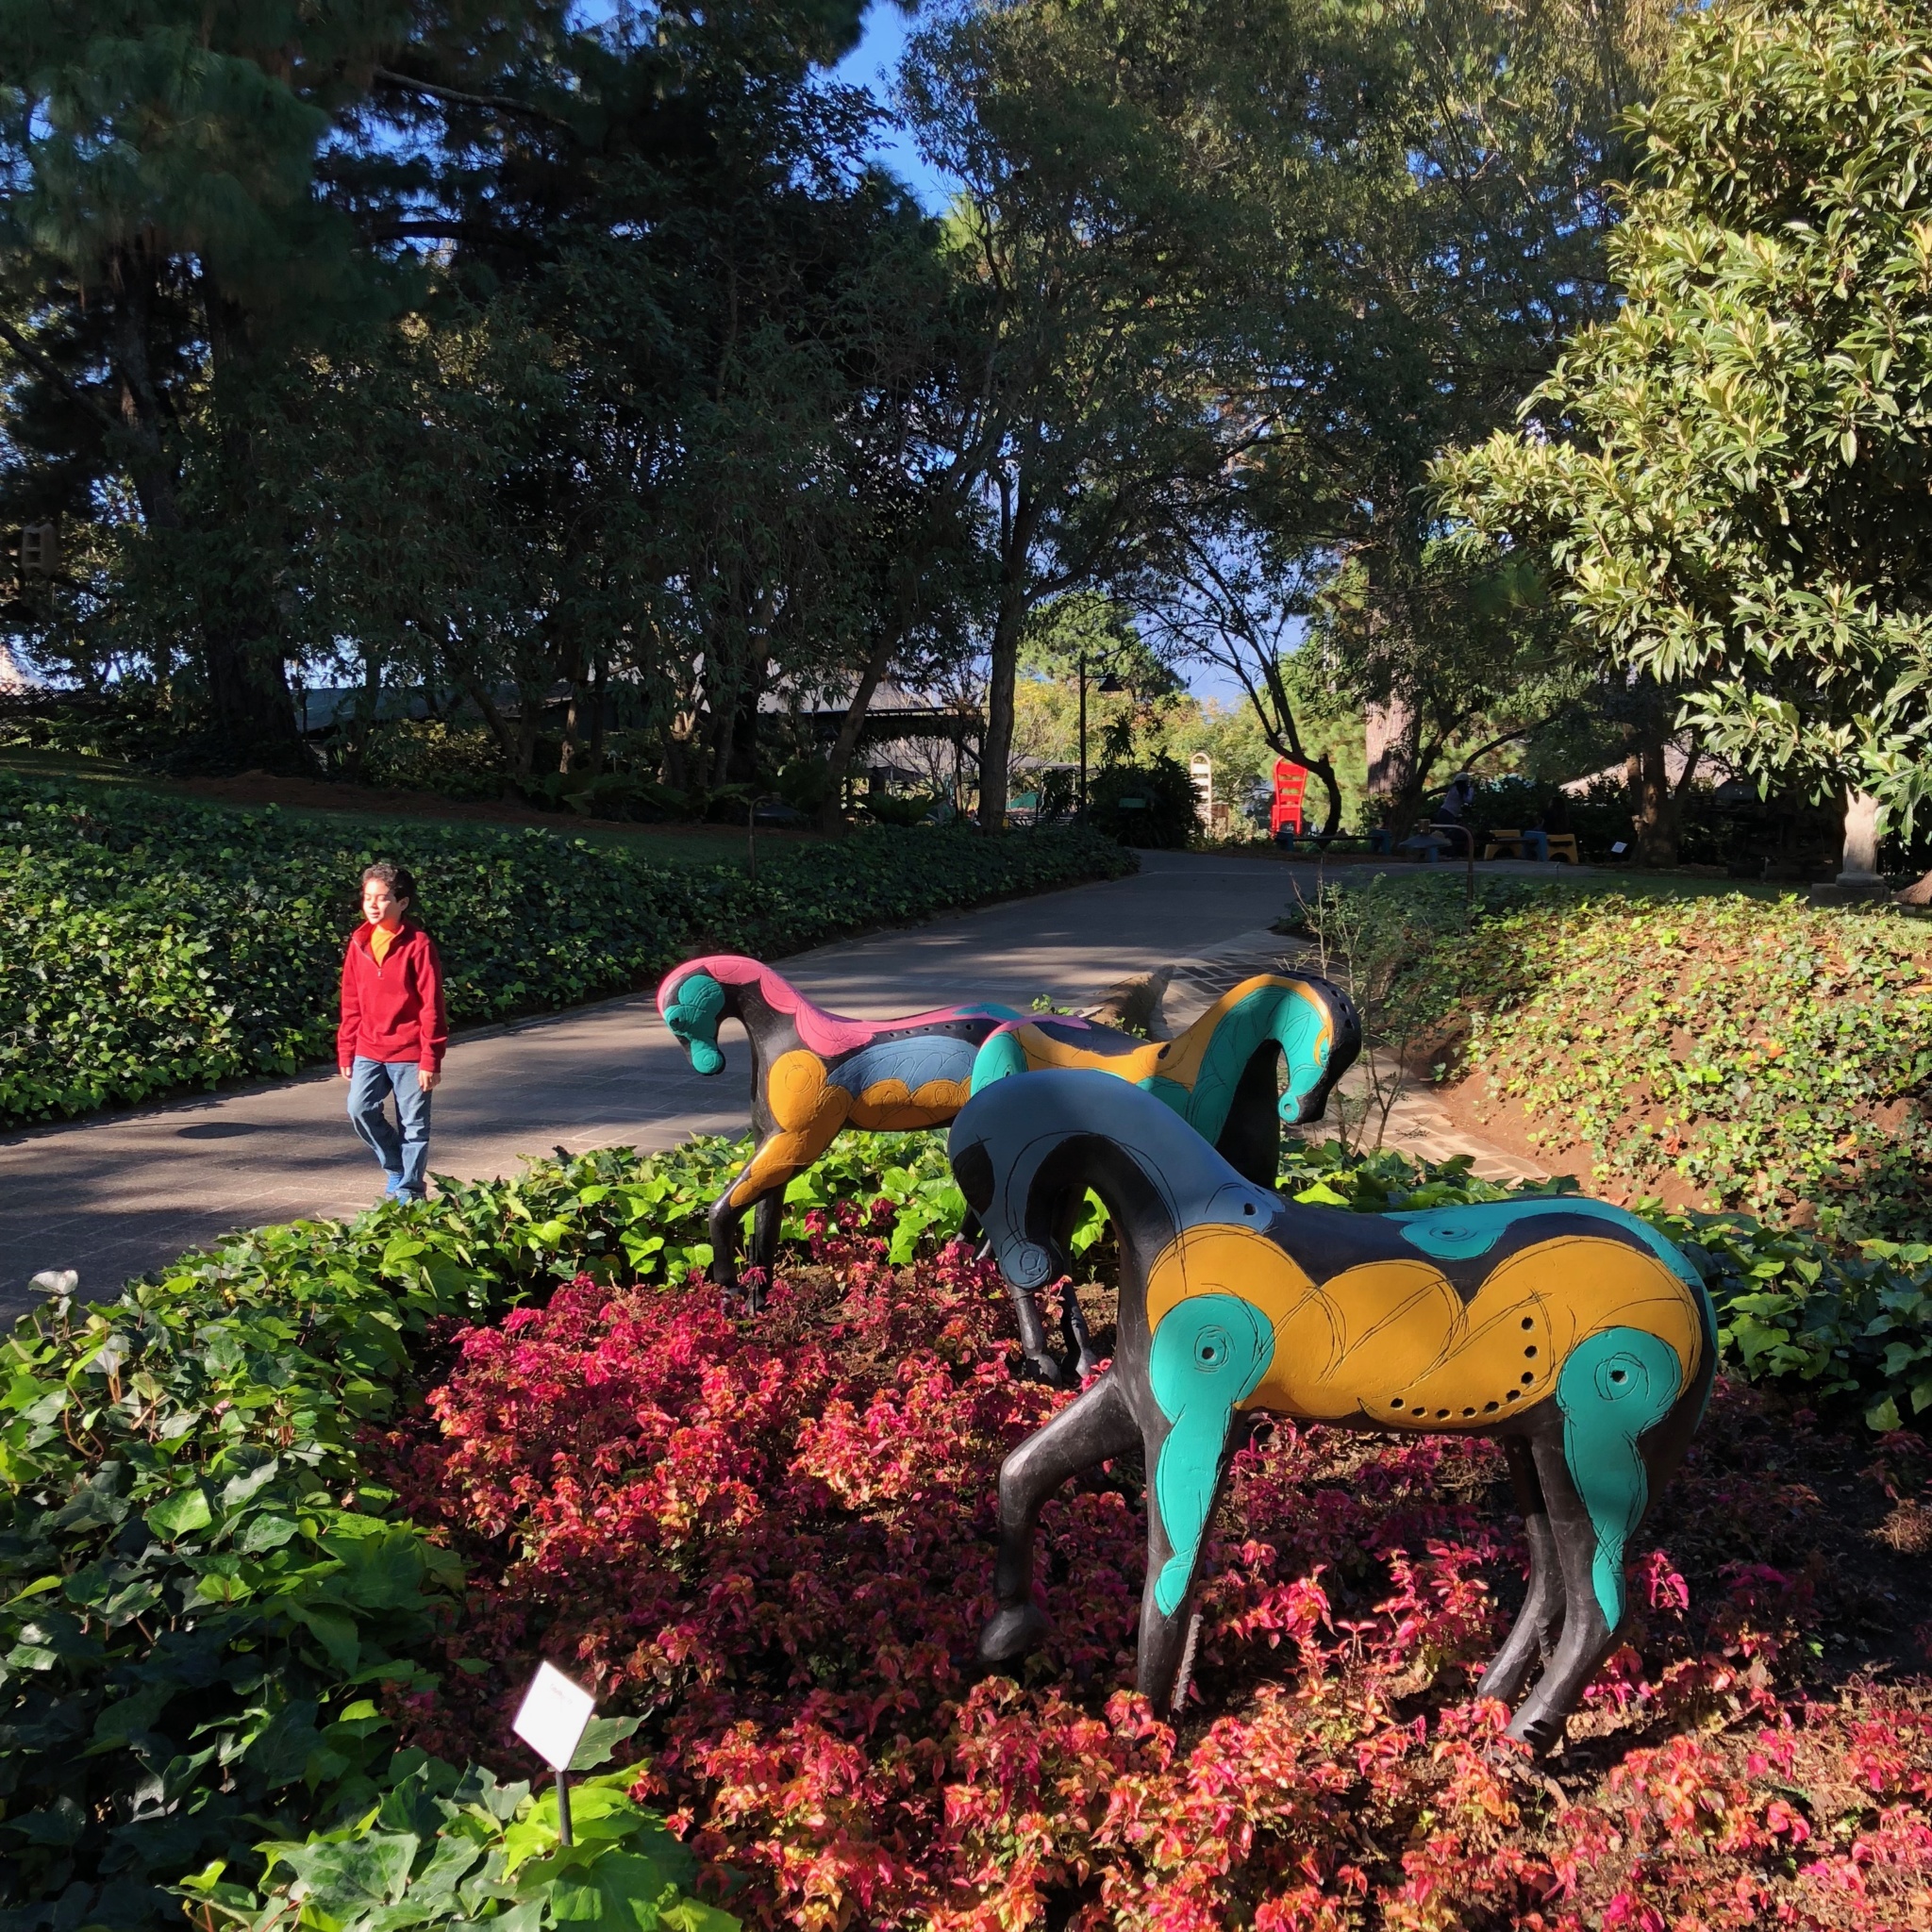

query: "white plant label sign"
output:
512 1661 595 1772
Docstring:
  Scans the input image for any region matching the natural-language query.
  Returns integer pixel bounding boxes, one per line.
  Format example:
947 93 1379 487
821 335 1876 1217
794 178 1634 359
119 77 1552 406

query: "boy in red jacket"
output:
338 861 447 1204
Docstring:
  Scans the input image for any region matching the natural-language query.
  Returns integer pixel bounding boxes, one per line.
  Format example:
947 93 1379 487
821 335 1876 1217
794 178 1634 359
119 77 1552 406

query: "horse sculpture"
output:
948 1071 1714 1751
657 956 1359 1380
969 973 1360 1190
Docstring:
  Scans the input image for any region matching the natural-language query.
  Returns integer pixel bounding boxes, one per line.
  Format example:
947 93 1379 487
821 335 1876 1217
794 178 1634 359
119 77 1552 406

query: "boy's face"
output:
362 879 408 927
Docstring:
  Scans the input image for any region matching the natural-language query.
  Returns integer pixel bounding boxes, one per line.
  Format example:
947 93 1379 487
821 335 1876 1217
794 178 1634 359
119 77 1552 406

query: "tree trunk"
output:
978 486 1041 834
196 276 304 765
1615 680 1698 868
1838 788 1883 883
1897 870 1932 906
817 625 899 834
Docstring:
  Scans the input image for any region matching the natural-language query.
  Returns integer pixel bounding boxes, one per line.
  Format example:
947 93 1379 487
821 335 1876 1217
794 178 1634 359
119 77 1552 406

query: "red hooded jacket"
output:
338 923 448 1072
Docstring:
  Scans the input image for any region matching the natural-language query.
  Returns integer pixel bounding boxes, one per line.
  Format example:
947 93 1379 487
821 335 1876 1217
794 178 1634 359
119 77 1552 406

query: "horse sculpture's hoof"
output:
1019 1350 1069 1387
978 1603 1050 1667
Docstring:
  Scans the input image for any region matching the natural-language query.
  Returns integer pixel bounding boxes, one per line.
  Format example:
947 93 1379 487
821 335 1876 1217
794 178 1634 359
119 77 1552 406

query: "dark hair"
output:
360 860 417 907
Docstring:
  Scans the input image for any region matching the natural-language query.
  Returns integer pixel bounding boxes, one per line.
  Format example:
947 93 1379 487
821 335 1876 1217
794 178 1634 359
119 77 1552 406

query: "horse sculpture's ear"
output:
662 969 727 1074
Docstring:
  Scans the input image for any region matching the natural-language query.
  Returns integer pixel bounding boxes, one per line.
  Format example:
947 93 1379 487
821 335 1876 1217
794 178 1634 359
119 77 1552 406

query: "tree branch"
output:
0 316 123 439
372 66 576 132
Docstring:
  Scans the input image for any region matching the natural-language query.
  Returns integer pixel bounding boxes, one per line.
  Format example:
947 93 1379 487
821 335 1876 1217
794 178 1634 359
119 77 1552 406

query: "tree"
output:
1441 0 1932 879
901 0 1259 828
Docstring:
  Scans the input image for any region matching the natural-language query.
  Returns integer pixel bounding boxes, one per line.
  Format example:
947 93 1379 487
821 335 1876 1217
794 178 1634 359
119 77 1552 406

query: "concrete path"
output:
3 850 1326 1316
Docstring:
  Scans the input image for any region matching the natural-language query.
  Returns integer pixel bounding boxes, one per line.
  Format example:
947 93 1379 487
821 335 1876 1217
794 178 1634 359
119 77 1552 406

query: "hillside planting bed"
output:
0 774 1133 1127
5 1133 1932 1929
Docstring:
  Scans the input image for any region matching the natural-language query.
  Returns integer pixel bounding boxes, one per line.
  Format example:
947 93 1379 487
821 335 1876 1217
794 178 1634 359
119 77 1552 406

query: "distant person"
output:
338 861 446 1204
1522 788 1573 863
1427 771 1479 858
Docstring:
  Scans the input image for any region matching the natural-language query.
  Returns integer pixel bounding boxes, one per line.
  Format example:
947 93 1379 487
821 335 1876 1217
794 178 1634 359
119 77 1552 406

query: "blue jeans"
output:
347 1058 432 1200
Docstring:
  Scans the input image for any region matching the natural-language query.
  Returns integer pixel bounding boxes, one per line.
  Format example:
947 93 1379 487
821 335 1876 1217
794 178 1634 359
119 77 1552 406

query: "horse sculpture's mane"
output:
657 953 998 1058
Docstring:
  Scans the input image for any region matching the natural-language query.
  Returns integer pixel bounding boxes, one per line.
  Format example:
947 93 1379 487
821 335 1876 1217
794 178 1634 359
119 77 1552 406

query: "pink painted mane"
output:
658 954 991 1058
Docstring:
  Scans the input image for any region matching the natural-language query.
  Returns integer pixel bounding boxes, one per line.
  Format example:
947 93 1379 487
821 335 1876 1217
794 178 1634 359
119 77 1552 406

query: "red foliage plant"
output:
381 1206 1932 1930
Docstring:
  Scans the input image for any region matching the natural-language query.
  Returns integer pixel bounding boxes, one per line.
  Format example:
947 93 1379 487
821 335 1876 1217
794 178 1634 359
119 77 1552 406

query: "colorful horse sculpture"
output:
657 951 1023 1274
658 957 1360 1378
948 1071 1715 1750
969 973 1359 1189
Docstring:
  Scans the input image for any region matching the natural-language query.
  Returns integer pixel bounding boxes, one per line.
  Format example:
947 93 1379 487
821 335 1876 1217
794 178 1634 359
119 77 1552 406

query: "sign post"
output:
512 1661 597 1847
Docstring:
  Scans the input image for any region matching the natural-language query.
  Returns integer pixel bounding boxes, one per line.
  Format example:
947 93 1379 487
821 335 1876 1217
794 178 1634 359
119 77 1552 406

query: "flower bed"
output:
387 1212 1932 1930
0 773 1135 1125
6 1131 1932 1929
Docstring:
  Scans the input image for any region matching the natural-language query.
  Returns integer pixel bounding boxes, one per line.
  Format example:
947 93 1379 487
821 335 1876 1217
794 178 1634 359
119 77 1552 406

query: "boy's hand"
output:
420 1068 441 1091
339 1066 352 1079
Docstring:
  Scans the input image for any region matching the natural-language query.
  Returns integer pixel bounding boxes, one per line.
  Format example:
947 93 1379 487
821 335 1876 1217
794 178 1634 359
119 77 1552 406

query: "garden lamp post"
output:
1077 652 1124 824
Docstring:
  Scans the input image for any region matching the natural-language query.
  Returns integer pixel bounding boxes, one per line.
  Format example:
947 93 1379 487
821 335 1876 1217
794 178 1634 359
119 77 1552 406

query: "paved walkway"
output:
3 848 1548 1319
1 852 1305 1315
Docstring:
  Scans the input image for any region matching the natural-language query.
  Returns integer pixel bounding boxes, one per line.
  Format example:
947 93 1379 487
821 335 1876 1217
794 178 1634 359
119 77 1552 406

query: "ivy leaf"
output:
144 1486 213 1541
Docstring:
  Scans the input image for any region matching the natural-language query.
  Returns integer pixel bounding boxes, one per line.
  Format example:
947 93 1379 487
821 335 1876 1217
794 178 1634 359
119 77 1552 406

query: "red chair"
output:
1270 759 1308 839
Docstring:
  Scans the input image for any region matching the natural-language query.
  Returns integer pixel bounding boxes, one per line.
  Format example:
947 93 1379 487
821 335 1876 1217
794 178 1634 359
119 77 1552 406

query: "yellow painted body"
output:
1005 974 1330 1095
726 1049 970 1208
1143 1224 1704 1427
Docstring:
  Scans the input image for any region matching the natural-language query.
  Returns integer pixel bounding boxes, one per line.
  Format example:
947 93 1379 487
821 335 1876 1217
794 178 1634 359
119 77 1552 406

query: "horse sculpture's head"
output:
948 1068 1284 1291
658 963 730 1074
1272 971 1361 1125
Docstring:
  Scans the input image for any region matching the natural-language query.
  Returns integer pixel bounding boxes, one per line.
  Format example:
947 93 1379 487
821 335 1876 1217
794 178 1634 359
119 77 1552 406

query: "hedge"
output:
0 774 1135 1126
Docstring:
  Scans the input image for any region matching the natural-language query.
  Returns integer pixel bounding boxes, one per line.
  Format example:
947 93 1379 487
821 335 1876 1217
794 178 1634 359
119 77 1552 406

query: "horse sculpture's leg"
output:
979 1373 1140 1668
747 1191 786 1297
1213 1046 1285 1190
706 1175 748 1293
1507 1326 1684 1750
1043 1186 1103 1379
1136 1294 1275 1712
1506 1431 1616 1751
1475 1436 1567 1707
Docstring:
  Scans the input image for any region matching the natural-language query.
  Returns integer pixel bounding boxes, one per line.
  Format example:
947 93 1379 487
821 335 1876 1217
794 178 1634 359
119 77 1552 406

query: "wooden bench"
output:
1482 828 1580 864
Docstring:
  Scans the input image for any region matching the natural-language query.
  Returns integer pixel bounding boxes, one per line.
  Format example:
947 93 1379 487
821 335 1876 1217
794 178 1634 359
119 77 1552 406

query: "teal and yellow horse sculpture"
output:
971 973 1360 1191
948 1070 1715 1750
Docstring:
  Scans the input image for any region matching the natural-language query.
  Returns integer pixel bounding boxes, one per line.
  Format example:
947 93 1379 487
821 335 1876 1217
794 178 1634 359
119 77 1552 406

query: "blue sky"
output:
831 2 954 209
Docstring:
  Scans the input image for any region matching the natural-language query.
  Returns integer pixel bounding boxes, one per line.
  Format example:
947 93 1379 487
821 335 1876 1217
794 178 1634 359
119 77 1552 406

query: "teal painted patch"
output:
1147 1295 1274 1616
968 1029 1031 1095
1554 1326 1682 1629
1386 1197 1702 1286
663 971 727 1075
1138 1073 1191 1116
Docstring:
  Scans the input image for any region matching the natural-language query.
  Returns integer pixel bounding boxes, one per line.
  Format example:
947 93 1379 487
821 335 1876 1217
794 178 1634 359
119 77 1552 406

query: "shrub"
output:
391 1210 1932 1932
0 1132 966 1930
1294 874 1932 1242
0 774 1135 1126
181 1756 736 1932
8 1123 1932 1930
1085 757 1198 847
358 721 507 801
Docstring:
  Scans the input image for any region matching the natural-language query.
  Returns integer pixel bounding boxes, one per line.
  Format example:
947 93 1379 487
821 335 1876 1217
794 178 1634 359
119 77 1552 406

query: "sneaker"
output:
382 1174 406 1199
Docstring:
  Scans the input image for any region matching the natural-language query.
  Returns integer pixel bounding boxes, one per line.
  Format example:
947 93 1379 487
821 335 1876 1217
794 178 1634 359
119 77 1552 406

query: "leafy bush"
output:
9 1117 1932 1929
1085 757 1198 847
1294 874 1932 1242
389 1207 1932 1932
0 1131 967 1930
0 773 1134 1125
358 722 507 802
183 1756 735 1932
